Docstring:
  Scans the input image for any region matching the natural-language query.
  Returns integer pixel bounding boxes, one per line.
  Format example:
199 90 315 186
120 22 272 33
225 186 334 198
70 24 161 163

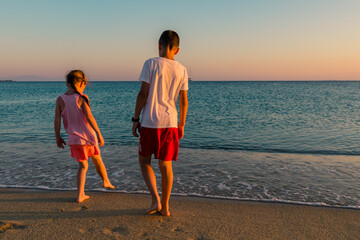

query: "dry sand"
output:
0 188 359 240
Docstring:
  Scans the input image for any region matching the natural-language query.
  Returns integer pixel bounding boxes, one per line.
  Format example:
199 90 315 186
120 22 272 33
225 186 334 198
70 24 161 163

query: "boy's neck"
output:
159 53 175 60
158 44 178 60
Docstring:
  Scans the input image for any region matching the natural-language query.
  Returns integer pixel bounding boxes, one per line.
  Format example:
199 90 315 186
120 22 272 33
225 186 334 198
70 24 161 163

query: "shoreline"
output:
1 185 359 210
1 188 359 239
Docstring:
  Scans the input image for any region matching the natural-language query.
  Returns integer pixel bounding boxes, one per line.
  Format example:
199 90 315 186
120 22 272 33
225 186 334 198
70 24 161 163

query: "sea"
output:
0 81 359 208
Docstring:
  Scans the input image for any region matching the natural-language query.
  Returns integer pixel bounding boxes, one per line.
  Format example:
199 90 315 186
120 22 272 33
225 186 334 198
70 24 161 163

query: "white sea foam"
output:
238 182 252 190
1 142 359 208
217 183 231 191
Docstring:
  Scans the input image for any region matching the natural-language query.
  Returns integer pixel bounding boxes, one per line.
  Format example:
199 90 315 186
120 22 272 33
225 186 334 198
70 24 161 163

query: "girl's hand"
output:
98 134 105 147
56 137 66 149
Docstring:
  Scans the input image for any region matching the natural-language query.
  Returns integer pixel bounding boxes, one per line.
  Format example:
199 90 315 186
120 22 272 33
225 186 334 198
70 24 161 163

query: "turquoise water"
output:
0 81 359 207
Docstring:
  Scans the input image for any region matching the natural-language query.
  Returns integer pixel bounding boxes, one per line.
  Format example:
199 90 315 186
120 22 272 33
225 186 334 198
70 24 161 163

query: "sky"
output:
0 0 360 81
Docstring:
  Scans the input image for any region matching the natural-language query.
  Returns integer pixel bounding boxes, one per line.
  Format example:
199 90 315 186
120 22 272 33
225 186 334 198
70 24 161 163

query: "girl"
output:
54 70 114 203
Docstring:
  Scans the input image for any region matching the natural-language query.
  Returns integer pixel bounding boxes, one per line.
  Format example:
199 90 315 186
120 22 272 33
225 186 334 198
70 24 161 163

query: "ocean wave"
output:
180 144 360 156
2 136 360 156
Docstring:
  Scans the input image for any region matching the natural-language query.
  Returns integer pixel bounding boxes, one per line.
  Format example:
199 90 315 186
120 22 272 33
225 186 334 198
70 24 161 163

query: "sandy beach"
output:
0 188 358 239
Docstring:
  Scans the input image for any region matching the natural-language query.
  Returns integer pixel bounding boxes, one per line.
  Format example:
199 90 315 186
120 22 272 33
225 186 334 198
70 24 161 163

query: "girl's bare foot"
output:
146 200 162 215
77 194 90 203
103 180 115 189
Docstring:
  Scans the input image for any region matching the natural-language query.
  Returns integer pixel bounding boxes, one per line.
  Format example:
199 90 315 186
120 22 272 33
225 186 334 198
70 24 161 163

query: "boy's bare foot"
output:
146 201 162 215
103 180 115 189
77 195 90 203
157 209 170 217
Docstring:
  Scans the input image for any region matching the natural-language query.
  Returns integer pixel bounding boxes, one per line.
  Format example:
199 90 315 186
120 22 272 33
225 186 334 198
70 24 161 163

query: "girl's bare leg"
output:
158 159 173 216
90 155 115 189
138 155 162 214
77 160 90 203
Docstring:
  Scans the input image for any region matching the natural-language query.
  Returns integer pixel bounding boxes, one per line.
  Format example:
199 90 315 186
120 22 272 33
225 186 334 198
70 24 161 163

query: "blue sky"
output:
1 0 359 81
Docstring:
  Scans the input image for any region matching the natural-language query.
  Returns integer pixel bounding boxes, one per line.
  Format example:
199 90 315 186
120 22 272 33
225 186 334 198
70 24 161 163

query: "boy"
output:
132 30 188 216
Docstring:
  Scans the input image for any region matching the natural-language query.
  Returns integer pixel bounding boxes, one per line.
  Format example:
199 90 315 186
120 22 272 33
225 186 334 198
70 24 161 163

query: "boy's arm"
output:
54 97 66 149
132 82 149 137
81 96 105 147
178 90 188 139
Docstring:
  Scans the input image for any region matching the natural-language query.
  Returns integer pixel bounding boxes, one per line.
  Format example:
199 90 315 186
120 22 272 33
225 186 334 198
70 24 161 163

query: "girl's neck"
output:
65 87 78 95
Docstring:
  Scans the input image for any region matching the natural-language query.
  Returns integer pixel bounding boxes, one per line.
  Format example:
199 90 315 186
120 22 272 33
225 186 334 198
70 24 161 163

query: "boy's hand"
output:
178 125 185 139
132 122 140 137
56 137 66 149
98 134 105 147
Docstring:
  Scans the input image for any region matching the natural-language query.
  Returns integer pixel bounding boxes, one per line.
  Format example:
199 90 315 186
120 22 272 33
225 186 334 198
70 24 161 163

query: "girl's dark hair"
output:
159 30 179 50
66 70 90 107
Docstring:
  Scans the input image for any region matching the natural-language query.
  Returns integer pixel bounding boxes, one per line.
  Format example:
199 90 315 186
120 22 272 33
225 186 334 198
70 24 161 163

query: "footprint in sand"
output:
103 226 129 237
72 205 88 212
172 227 183 232
111 227 129 235
0 221 26 233
141 232 152 240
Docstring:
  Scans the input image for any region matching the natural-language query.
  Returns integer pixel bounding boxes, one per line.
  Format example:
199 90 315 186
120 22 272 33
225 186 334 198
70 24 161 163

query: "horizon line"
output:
2 79 360 82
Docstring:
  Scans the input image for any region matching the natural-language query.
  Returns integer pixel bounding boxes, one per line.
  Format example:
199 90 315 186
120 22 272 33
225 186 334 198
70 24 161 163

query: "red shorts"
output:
139 127 179 161
70 145 100 162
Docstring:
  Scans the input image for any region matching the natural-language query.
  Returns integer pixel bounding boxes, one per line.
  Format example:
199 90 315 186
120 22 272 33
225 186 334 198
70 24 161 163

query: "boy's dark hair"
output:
159 30 179 50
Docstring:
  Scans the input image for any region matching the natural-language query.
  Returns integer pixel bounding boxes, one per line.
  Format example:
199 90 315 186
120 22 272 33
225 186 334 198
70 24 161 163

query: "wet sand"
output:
0 188 359 240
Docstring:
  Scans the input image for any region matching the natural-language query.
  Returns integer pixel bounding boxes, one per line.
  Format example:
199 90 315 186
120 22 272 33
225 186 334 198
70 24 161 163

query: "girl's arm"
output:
178 90 188 139
80 96 105 147
54 97 66 148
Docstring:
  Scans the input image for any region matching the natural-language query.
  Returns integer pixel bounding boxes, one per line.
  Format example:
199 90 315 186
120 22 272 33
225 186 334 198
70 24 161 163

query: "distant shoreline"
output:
0 80 15 82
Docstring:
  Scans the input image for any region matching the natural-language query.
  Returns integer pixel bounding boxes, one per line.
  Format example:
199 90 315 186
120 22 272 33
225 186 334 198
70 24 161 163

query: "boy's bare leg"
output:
158 159 173 216
90 155 115 189
139 155 162 214
77 160 90 203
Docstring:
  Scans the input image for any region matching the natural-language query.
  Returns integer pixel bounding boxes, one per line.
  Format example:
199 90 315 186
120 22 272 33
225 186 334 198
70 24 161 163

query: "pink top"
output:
60 94 98 146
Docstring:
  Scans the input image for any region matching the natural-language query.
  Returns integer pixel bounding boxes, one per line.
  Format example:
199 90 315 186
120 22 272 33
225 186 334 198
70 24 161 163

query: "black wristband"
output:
132 117 140 122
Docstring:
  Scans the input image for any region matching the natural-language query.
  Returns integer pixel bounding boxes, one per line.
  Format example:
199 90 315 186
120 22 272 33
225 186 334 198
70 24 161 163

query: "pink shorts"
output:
70 145 100 162
139 127 179 161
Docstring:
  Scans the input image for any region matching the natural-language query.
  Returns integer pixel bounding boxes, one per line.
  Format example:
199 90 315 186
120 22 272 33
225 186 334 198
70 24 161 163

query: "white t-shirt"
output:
139 57 189 128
